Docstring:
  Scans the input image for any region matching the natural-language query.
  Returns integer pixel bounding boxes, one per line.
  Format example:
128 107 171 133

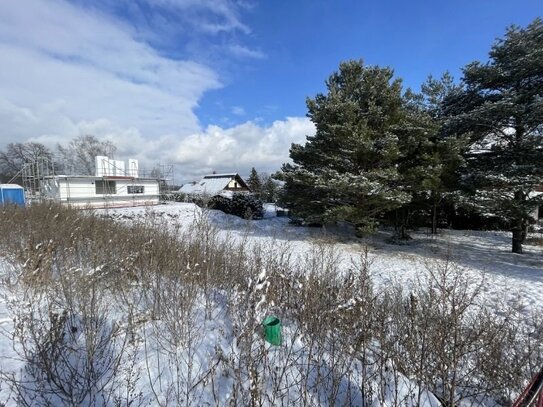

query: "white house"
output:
40 157 160 208
179 173 250 197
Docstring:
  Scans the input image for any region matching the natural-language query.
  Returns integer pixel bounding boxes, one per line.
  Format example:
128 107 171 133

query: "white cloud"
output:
0 0 220 143
173 117 315 182
0 0 313 184
146 0 251 34
29 115 315 183
231 106 246 116
228 44 267 59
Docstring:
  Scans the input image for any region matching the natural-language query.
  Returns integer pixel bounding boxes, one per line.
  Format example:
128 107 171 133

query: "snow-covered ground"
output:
0 202 541 405
102 202 543 315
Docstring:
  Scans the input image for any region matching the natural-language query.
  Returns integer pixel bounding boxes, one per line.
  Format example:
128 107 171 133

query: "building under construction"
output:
21 156 162 208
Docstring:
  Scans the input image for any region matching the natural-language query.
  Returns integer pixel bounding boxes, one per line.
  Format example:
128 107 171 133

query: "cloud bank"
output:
0 0 313 183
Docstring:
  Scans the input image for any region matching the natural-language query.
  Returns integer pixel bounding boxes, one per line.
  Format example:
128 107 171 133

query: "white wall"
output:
95 156 138 177
95 156 106 177
43 177 160 208
128 159 139 178
59 179 94 199
113 160 125 176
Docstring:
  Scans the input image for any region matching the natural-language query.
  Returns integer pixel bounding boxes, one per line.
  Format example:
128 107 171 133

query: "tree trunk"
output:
394 207 411 240
431 200 438 235
512 190 528 254
512 224 527 254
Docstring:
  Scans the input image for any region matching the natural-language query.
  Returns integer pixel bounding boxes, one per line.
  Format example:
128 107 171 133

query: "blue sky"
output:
197 0 541 127
0 1 540 181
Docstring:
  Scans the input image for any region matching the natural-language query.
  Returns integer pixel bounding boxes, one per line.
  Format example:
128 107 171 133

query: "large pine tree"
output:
278 60 410 234
395 74 465 236
444 18 543 253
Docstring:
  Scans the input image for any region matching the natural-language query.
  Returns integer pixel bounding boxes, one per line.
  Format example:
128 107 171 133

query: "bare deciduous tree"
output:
57 135 116 175
0 142 53 182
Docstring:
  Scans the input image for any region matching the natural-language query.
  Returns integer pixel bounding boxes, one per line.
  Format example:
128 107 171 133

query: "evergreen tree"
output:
262 175 279 203
247 167 262 198
444 18 543 253
278 60 410 234
395 73 464 236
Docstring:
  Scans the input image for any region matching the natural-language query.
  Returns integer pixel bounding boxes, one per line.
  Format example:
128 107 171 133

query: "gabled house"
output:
179 173 250 197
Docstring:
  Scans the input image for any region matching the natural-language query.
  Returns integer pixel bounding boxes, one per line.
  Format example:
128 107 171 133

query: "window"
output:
127 185 144 194
95 180 117 195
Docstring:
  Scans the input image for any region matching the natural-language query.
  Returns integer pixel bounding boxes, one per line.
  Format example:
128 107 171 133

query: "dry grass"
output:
0 203 541 406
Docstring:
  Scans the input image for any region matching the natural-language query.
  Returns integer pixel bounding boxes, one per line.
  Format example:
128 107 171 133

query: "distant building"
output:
40 157 160 208
179 173 250 197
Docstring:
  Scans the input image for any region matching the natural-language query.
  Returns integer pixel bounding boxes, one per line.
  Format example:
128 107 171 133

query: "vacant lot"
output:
0 202 541 406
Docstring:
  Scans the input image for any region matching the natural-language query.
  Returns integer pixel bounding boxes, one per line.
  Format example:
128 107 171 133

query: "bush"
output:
209 193 264 219
160 192 187 202
0 203 540 406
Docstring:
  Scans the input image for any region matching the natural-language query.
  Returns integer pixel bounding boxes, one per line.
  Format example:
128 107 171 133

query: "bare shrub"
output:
142 279 222 406
382 256 543 406
2 264 137 406
0 203 540 406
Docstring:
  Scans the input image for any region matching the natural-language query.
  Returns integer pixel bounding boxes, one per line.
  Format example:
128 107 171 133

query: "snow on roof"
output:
179 176 233 196
0 184 24 189
179 173 247 196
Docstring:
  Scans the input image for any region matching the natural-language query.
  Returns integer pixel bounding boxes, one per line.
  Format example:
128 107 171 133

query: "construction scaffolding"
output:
9 158 176 205
138 163 176 193
8 157 57 204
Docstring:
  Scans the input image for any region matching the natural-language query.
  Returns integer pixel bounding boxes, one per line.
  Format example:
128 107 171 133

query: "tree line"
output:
0 135 116 183
275 18 543 254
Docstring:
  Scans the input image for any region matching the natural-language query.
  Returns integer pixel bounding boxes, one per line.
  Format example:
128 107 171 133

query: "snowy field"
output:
0 202 541 406
103 202 543 315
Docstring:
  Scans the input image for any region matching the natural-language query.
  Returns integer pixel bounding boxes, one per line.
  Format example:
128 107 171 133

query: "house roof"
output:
179 173 248 196
203 173 237 179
